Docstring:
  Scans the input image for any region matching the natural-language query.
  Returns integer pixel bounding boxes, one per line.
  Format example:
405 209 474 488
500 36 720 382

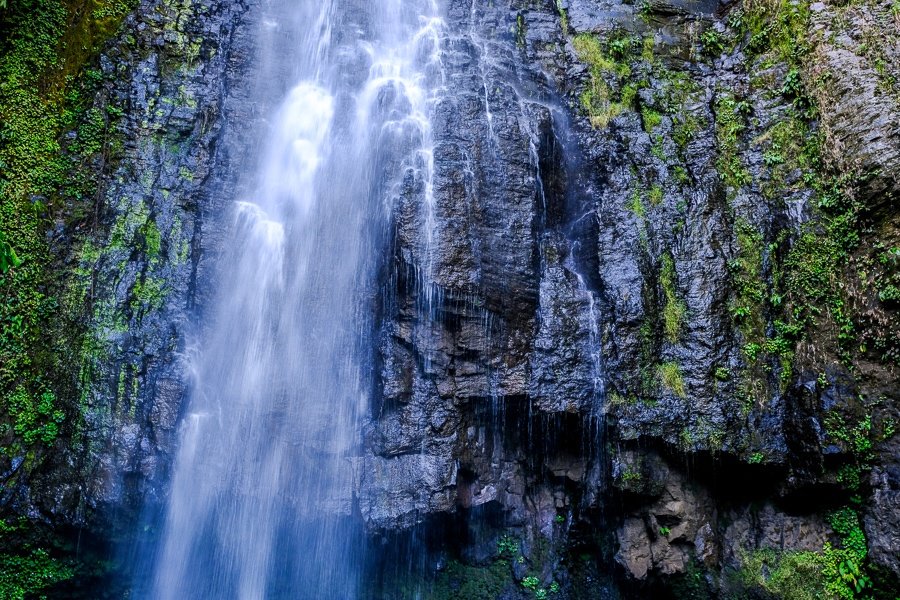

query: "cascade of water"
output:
139 1 445 598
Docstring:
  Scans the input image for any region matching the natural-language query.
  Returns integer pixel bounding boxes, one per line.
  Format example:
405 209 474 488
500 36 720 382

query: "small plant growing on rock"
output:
0 232 22 273
659 526 671 537
497 536 518 558
700 28 724 55
522 576 540 590
621 468 642 483
743 342 762 361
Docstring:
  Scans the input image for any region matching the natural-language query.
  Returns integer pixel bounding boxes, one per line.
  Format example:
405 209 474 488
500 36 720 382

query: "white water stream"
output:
145 1 444 597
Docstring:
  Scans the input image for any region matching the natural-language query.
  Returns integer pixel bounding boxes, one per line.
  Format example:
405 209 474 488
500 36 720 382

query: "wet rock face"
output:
365 0 900 593
866 464 900 576
364 0 605 532
808 0 900 207
611 450 831 582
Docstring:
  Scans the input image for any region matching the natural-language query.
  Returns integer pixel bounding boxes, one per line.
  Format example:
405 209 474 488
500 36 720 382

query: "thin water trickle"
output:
138 1 446 598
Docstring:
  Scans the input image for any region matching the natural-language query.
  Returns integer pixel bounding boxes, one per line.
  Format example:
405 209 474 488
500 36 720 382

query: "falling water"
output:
141 1 445 597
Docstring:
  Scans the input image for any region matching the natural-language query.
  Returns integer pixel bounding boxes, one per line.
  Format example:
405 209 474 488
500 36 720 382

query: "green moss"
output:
714 93 751 190
738 548 826 600
650 135 666 161
628 189 646 219
641 107 662 132
658 362 686 397
640 35 655 62
660 253 685 343
648 184 664 206
555 0 569 35
178 166 194 182
621 468 641 483
516 13 527 48
729 220 766 353
141 219 162 258
653 68 702 156
430 559 512 600
130 276 167 314
739 542 874 600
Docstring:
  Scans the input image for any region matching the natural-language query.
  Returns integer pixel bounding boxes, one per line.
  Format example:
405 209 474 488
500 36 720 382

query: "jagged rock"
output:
865 464 900 576
808 0 900 209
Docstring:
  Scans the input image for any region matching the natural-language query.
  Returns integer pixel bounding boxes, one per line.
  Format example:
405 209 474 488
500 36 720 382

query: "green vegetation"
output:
430 559 511 600
522 576 540 590
6 387 65 446
555 0 568 35
641 107 662 132
735 0 811 64
728 221 766 349
660 253 686 343
572 33 637 128
0 0 134 464
0 232 22 273
738 506 872 600
497 535 519 558
0 548 74 599
0 518 76 598
628 189 646 219
660 70 702 154
517 13 527 48
739 548 827 600
658 362 686 397
637 314 659 398
621 468 641 483
714 93 751 189
700 28 725 56
0 0 133 594
648 184 663 206
431 535 563 600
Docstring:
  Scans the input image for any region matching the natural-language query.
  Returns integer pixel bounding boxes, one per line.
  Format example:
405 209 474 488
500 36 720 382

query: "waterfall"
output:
141 1 445 597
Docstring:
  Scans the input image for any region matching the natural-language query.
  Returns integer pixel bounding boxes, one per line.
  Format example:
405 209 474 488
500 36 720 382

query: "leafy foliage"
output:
0 548 74 600
572 33 638 128
0 0 133 458
714 93 751 189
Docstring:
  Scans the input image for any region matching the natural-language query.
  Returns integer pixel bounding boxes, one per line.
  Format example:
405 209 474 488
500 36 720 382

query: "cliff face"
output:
0 0 897 597
363 0 900 595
